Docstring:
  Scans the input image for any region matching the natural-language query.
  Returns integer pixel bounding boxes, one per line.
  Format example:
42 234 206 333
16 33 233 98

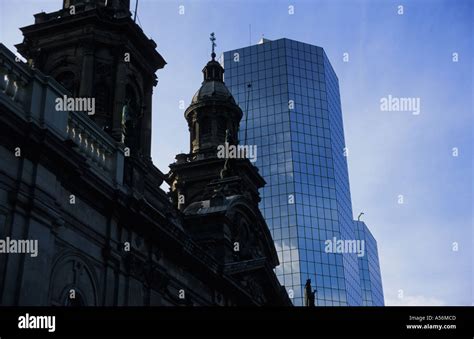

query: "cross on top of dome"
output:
210 32 217 60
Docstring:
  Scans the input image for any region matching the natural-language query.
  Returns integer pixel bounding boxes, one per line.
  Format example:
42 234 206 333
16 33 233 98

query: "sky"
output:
1 0 472 306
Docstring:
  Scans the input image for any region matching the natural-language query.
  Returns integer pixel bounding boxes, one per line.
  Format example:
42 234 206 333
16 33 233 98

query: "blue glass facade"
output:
354 221 385 306
223 38 383 306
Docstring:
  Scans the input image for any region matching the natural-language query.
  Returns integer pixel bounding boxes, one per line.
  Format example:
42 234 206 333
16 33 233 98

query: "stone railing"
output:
0 43 124 187
0 72 24 103
66 109 121 180
0 49 29 111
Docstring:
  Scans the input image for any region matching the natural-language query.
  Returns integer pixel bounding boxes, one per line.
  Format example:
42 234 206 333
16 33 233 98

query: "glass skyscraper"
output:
354 221 385 306
223 38 383 306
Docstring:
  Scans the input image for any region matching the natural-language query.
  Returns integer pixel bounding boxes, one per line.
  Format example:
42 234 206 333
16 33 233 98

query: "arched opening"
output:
201 116 212 136
217 117 227 140
121 83 142 148
125 84 140 117
95 82 110 117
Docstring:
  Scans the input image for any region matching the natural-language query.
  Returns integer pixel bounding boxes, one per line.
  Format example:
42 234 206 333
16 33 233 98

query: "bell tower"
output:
168 33 264 211
185 33 242 160
15 0 166 158
166 36 290 306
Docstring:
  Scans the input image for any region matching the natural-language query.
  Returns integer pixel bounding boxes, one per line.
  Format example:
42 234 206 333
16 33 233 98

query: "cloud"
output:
386 295 446 306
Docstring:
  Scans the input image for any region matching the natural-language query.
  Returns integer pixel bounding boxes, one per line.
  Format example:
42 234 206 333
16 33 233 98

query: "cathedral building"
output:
0 0 291 306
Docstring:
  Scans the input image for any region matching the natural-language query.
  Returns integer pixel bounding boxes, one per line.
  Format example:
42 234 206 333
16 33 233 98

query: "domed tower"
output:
186 34 242 160
15 0 166 158
167 35 292 306
168 33 265 212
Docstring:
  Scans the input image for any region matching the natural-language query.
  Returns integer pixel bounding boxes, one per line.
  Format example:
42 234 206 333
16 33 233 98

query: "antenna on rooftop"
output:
249 24 252 46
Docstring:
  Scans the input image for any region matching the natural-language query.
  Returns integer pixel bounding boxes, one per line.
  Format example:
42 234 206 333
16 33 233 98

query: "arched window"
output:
125 84 140 117
217 117 227 139
95 83 110 116
191 121 196 141
201 117 212 136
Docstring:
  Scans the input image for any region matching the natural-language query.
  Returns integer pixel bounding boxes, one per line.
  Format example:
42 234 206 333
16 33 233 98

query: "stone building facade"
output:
0 0 291 306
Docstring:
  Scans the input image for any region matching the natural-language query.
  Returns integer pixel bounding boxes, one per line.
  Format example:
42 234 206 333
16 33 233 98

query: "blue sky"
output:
1 0 472 305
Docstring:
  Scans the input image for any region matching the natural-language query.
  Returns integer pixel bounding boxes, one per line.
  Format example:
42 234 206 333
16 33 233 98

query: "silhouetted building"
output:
0 0 290 306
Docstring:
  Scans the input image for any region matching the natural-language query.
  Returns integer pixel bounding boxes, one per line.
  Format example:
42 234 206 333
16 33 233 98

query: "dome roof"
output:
191 80 236 105
189 58 237 106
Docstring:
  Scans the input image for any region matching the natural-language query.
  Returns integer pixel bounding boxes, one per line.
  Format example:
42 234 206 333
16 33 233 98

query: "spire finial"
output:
210 32 216 60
